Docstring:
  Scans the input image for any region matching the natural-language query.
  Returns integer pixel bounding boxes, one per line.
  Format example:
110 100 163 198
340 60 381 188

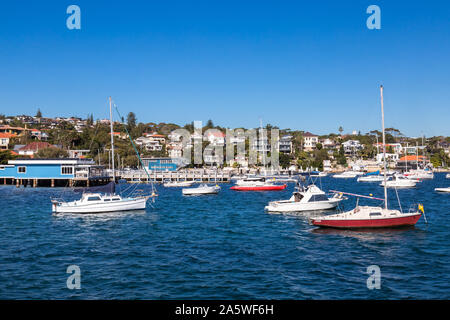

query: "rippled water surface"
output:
1 173 449 299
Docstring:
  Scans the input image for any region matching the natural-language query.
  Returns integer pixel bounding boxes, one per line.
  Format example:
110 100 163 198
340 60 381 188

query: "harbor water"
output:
0 173 449 299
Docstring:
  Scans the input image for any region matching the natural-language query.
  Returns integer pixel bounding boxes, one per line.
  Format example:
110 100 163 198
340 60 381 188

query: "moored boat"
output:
265 184 345 213
380 175 418 188
435 187 450 193
333 171 359 179
357 170 385 182
311 85 424 229
182 184 221 195
163 180 194 187
230 177 286 191
51 97 156 214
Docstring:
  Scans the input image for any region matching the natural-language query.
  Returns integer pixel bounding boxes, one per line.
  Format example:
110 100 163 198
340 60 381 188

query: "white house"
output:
303 132 318 151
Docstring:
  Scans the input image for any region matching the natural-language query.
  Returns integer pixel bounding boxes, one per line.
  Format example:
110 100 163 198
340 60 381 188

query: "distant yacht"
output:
333 171 359 179
357 171 385 182
231 177 286 191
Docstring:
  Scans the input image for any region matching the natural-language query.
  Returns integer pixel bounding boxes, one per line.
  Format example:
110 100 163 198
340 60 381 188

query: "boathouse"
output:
0 158 110 187
141 157 178 172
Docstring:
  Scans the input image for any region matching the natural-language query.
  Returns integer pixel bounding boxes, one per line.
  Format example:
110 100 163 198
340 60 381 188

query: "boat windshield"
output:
308 194 329 202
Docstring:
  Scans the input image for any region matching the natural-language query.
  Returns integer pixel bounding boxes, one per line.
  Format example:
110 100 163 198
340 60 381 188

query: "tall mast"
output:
380 85 388 209
109 96 115 182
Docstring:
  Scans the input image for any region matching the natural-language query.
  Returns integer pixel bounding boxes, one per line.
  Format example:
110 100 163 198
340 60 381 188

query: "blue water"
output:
0 174 449 299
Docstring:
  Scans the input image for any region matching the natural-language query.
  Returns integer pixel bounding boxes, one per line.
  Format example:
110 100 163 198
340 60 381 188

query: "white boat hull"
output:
182 186 220 195
435 187 450 193
163 181 194 187
52 197 148 213
357 176 385 182
265 198 341 213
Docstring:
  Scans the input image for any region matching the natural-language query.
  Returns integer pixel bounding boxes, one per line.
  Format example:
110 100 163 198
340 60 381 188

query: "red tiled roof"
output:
19 142 53 151
303 132 317 137
399 155 427 161
0 133 17 138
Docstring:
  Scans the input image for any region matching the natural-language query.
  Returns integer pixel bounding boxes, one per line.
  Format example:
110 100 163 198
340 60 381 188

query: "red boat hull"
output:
311 214 422 229
230 184 287 191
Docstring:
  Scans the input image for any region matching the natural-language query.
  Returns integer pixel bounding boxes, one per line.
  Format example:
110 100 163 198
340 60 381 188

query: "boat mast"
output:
109 96 115 182
380 85 388 209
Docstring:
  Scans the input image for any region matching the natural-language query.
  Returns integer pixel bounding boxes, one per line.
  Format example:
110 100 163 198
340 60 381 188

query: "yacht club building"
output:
0 158 109 187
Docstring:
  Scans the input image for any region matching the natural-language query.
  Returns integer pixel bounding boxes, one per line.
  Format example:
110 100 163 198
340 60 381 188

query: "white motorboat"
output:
265 184 345 213
435 187 450 193
333 171 359 179
380 175 418 188
357 175 385 182
182 184 221 195
311 85 423 229
357 171 385 182
231 177 286 191
163 180 194 187
446 173 450 179
51 97 156 214
52 190 149 213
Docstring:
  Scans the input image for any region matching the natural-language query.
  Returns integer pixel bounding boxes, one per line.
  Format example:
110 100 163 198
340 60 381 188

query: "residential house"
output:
342 140 363 155
303 132 318 151
279 135 293 154
0 133 16 150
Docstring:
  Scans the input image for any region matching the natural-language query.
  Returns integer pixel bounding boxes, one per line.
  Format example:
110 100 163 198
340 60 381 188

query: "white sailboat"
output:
52 97 155 214
311 85 424 229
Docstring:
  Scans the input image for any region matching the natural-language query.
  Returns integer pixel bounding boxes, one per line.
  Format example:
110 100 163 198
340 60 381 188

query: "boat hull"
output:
311 213 422 229
182 187 220 195
230 185 287 191
435 187 450 193
265 199 340 213
52 197 148 214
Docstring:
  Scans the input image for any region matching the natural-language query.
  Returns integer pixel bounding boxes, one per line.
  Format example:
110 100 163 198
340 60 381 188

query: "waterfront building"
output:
396 155 429 171
0 158 109 187
141 157 178 172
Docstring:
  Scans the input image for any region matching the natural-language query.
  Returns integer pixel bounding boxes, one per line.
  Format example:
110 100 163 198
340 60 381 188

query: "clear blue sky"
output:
1 0 449 137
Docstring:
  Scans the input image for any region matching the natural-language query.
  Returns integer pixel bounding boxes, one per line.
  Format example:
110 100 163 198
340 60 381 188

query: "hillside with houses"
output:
0 111 449 173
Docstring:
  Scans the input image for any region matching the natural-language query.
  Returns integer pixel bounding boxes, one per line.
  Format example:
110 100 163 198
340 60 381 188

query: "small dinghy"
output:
182 184 221 195
163 180 194 187
265 183 345 213
435 187 450 193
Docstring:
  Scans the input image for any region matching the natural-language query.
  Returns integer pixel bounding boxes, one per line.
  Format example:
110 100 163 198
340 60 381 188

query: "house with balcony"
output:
342 140 363 155
303 132 318 151
279 135 293 154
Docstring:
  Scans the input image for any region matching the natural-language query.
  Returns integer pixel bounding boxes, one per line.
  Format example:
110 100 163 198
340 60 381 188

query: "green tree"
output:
36 108 42 118
126 112 136 131
35 147 69 158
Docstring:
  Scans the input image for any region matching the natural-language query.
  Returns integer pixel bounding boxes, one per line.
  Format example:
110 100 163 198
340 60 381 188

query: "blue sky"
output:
0 1 449 137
